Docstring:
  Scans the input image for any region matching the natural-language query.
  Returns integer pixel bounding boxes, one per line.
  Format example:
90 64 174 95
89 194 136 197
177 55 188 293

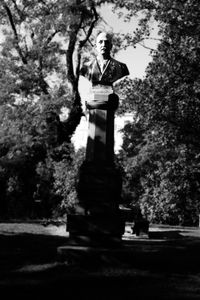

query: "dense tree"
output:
3 0 199 224
115 0 200 225
0 0 105 140
0 0 135 218
0 0 104 218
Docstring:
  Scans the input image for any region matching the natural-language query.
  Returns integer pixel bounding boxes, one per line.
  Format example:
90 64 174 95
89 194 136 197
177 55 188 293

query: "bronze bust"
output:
81 31 129 85
81 31 129 110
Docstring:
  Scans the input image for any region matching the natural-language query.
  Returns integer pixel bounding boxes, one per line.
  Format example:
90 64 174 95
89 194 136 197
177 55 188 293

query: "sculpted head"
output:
95 31 113 59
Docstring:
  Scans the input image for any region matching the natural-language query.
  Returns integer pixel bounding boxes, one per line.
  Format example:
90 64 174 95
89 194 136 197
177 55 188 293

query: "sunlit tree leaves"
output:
117 0 200 225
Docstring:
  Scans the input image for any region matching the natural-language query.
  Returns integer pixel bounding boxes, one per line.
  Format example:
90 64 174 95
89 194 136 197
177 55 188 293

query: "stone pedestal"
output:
66 92 125 246
86 108 114 163
67 162 124 245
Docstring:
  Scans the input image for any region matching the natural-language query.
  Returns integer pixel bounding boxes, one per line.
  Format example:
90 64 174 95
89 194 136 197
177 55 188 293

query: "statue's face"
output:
96 32 112 57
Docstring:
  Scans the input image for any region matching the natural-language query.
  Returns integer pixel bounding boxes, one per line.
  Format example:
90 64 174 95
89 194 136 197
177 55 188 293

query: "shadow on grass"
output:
0 229 200 272
149 230 184 239
0 229 200 299
0 233 67 273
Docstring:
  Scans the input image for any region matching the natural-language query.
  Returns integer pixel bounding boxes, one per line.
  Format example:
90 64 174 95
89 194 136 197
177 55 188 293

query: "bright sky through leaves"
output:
100 3 159 79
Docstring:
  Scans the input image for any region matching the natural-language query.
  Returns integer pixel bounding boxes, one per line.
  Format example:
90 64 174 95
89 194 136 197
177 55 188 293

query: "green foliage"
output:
3 0 200 225
53 148 85 215
120 127 200 225
117 0 200 225
0 0 102 219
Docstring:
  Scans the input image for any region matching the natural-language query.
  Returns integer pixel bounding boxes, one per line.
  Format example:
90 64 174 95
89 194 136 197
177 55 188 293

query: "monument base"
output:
66 214 124 247
57 244 128 266
66 161 125 246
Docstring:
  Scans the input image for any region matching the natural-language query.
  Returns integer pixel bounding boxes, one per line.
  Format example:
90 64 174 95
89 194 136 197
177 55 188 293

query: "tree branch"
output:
66 8 85 88
138 42 155 51
11 0 25 20
38 56 49 95
66 31 79 88
75 6 99 80
3 2 27 64
79 6 99 48
44 30 59 48
83 28 94 46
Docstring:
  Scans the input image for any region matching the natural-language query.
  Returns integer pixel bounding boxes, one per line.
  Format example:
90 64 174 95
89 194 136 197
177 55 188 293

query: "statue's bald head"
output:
96 31 113 58
96 31 113 43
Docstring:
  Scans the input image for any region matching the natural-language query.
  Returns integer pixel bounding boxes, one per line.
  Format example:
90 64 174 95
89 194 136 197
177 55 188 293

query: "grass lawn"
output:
0 222 200 299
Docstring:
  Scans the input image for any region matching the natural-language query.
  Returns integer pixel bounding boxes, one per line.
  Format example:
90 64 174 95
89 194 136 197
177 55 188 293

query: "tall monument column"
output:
67 31 129 245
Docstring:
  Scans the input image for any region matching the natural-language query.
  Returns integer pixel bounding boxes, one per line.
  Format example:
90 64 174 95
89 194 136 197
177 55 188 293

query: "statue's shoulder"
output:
110 58 129 76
